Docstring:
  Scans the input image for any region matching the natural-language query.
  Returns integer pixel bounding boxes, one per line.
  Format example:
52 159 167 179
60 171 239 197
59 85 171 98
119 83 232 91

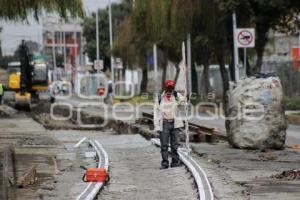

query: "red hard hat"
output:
165 80 175 88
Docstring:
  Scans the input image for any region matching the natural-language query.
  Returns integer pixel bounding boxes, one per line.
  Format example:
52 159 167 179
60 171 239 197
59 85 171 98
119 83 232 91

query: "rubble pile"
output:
0 105 17 117
227 77 287 150
271 170 300 180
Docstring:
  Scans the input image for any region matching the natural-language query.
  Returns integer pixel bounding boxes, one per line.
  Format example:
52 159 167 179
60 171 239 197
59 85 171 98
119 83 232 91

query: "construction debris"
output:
17 165 38 188
0 105 17 117
271 170 300 180
258 153 278 161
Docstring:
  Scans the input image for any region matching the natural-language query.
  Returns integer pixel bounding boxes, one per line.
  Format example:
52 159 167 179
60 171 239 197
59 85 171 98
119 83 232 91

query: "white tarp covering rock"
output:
227 77 287 150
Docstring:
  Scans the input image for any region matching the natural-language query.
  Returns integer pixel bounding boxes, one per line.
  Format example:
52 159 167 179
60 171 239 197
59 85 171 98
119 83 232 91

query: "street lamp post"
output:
109 0 114 88
298 16 300 65
52 30 57 80
96 10 99 61
63 31 67 69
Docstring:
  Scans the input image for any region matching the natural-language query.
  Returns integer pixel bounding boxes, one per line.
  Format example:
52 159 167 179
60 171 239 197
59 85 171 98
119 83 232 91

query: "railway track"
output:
139 111 226 143
140 112 216 199
76 139 109 200
151 138 214 200
0 147 8 200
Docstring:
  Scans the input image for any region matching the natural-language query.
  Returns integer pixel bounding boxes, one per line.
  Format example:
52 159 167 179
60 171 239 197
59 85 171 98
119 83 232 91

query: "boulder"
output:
227 77 287 150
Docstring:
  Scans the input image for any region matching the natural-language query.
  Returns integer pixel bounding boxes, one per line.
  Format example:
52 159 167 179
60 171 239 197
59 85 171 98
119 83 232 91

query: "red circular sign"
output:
97 87 105 96
237 30 253 46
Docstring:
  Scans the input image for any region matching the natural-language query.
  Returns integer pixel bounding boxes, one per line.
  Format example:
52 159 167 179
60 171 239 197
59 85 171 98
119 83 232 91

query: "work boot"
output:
160 160 169 170
171 161 182 168
160 165 169 170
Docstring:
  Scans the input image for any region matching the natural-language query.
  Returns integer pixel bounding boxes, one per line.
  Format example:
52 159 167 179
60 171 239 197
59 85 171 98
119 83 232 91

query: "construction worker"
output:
154 79 185 169
0 81 3 105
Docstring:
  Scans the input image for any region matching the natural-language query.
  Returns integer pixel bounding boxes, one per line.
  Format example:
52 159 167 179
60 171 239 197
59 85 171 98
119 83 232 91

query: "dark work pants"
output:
159 121 180 167
0 95 2 105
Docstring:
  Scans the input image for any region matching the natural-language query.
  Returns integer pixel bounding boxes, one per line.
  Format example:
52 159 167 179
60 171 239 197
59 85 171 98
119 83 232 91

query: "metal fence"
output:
262 61 300 98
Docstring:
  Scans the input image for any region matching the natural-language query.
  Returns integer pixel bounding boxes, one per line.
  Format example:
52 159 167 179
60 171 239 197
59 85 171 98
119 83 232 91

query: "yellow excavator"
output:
8 40 51 110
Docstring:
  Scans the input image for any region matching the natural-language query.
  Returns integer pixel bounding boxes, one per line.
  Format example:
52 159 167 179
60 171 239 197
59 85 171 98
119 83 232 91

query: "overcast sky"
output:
0 0 119 55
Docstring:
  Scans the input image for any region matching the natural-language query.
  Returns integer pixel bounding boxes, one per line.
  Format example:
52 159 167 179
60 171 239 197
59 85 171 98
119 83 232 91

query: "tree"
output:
219 0 300 75
82 0 132 71
113 0 300 99
113 0 152 93
0 0 83 21
113 0 232 95
249 0 300 74
83 10 110 71
114 0 196 93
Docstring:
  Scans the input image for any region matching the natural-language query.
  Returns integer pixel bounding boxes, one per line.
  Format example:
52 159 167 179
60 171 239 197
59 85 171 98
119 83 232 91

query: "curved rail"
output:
151 138 214 200
76 139 109 200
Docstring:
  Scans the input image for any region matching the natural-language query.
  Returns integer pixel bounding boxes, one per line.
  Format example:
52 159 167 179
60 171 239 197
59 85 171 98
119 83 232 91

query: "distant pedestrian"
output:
106 80 113 105
154 80 185 169
0 81 4 105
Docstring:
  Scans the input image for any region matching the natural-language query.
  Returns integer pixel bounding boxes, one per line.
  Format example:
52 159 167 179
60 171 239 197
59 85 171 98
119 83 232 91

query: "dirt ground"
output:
32 101 300 200
1 106 199 200
191 141 300 200
2 102 300 200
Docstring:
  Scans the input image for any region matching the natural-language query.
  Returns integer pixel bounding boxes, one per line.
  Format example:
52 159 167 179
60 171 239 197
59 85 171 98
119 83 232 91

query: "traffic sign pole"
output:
96 11 99 60
235 27 255 78
232 12 239 82
244 48 247 78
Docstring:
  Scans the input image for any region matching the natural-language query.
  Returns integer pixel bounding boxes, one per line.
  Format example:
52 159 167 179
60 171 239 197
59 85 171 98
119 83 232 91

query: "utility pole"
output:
80 31 84 68
63 31 67 69
187 34 192 94
74 29 77 68
52 30 57 80
182 42 191 153
153 44 158 95
232 12 239 82
96 10 99 60
298 16 300 67
109 0 114 89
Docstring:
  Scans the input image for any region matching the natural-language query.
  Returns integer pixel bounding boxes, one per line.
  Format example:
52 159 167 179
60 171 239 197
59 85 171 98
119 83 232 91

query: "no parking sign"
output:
236 28 255 48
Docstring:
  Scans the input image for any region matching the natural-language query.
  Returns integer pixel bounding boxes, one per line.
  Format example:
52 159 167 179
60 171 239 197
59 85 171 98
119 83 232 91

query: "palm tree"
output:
0 0 83 21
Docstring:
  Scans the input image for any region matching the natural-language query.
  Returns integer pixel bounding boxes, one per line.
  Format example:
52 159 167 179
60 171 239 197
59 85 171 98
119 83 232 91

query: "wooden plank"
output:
17 165 37 188
140 111 225 142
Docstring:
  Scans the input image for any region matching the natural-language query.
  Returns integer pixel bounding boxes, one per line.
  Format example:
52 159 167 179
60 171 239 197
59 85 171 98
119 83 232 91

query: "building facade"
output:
42 15 85 81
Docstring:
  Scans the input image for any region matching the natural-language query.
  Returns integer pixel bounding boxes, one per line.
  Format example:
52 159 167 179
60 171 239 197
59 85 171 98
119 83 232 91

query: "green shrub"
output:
286 98 300 110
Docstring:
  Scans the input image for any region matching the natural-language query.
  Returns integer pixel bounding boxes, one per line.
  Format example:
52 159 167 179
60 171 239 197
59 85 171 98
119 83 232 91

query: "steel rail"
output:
76 139 109 200
151 138 214 200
